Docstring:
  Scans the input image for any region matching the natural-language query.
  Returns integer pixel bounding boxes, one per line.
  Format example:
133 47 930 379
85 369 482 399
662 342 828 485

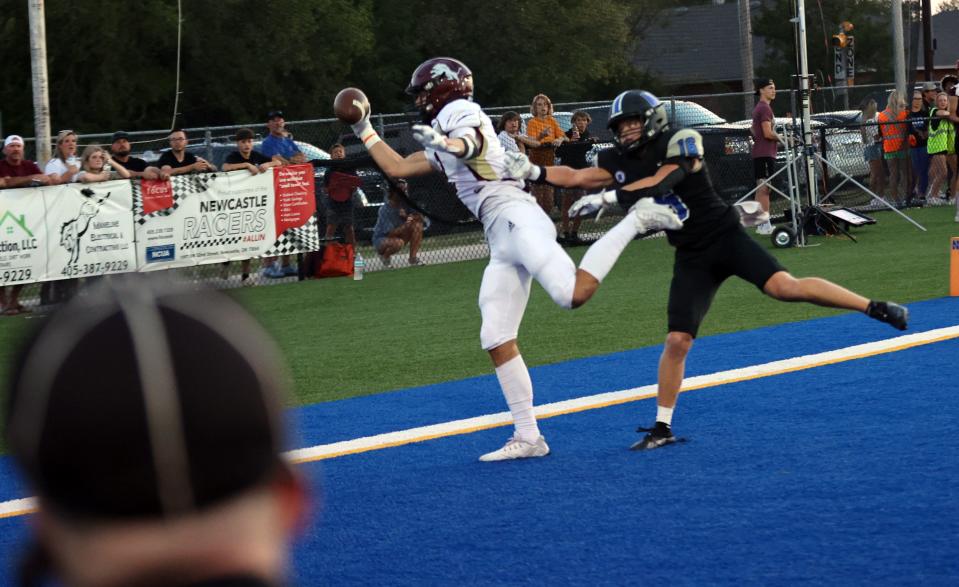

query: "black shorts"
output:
667 226 785 337
325 199 354 225
753 157 776 180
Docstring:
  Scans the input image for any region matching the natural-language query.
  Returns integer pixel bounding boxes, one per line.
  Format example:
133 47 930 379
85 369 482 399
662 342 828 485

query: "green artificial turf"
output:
0 206 954 408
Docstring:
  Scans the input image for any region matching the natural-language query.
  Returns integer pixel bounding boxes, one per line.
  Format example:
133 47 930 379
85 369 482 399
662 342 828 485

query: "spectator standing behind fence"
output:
525 94 567 215
158 129 217 176
222 128 282 284
260 111 304 276
0 135 52 189
860 98 886 199
372 179 426 266
4 276 309 587
0 135 50 316
908 87 931 205
261 110 307 165
41 131 82 305
497 111 539 155
556 111 596 245
878 90 910 205
927 93 957 219
73 145 132 183
941 75 959 202
44 130 80 184
110 131 162 180
322 143 360 248
750 78 783 236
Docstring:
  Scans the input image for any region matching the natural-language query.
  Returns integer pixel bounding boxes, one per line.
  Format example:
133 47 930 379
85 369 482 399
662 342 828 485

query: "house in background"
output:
916 10 959 82
631 2 767 120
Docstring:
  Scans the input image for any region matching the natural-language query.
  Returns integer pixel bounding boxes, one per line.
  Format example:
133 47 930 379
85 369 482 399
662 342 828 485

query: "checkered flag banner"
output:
132 174 213 225
263 215 321 256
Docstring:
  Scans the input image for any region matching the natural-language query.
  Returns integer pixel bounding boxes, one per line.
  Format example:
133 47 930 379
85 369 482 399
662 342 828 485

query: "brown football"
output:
333 87 370 125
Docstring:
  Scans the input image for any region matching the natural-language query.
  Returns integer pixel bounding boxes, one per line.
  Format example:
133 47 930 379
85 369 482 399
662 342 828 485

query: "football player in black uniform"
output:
505 90 909 450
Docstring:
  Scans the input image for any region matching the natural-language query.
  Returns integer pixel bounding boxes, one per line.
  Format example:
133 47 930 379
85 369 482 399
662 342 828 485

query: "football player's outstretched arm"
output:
351 106 433 179
541 165 614 190
502 151 613 189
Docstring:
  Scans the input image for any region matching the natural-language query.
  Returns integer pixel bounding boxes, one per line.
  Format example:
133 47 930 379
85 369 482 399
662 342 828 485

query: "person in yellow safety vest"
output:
927 92 958 219
877 89 910 205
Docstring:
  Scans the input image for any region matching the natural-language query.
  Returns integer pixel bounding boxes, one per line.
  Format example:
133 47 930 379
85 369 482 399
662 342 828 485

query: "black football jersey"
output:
597 128 739 249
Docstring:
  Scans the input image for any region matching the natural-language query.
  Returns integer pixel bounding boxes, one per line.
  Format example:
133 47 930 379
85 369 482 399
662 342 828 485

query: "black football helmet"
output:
406 57 474 122
607 90 670 153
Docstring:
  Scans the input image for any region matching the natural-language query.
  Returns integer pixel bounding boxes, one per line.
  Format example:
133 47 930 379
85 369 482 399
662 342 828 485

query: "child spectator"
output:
556 111 596 245
525 94 567 215
497 111 539 154
73 145 132 183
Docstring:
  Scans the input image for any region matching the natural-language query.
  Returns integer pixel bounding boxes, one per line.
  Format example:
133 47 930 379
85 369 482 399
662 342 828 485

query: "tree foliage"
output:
1 0 818 138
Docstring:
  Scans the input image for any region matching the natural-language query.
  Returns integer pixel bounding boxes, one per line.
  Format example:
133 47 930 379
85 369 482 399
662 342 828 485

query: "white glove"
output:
350 105 373 138
502 151 541 181
569 190 618 219
412 124 450 152
733 201 770 227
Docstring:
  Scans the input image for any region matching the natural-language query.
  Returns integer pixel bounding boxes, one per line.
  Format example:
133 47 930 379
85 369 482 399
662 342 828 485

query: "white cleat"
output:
630 199 683 233
479 435 550 462
755 221 774 235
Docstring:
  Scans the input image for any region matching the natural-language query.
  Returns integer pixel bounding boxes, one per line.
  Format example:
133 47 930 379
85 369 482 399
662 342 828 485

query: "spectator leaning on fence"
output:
44 130 80 184
222 128 282 284
110 131 162 180
4 276 309 587
877 89 910 205
73 145 132 183
261 110 306 165
0 135 50 316
0 135 51 189
496 111 539 155
158 129 217 176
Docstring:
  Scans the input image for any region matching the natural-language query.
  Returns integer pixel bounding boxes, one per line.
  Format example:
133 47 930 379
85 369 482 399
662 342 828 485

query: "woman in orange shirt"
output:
877 89 909 204
525 94 568 215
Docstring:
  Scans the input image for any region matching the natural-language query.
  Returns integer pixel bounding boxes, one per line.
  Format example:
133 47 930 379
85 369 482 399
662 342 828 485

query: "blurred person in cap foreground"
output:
5 275 309 587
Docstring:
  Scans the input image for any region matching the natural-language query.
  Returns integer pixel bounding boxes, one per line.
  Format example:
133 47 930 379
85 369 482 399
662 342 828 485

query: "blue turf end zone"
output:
0 297 957 585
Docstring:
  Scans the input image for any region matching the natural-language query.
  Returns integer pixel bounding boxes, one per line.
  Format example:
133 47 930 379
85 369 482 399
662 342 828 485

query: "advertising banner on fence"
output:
0 185 45 287
133 166 318 270
45 181 137 280
0 181 136 285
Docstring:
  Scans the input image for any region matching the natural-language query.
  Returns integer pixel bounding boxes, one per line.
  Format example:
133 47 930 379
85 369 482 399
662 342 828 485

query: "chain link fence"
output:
7 82 950 315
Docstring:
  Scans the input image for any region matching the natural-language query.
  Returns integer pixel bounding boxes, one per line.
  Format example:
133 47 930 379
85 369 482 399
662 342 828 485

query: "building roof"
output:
920 10 959 70
632 2 766 86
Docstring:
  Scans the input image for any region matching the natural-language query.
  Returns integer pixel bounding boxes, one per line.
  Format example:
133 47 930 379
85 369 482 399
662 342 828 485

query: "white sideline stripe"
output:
2 325 958 520
287 325 959 463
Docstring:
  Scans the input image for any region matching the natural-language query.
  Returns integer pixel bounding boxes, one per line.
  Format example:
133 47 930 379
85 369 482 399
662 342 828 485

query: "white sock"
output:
657 405 674 426
495 355 540 443
578 215 639 282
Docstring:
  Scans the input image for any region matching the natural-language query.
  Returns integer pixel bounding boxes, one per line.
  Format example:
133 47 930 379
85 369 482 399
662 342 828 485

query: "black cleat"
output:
866 301 908 331
630 421 683 451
